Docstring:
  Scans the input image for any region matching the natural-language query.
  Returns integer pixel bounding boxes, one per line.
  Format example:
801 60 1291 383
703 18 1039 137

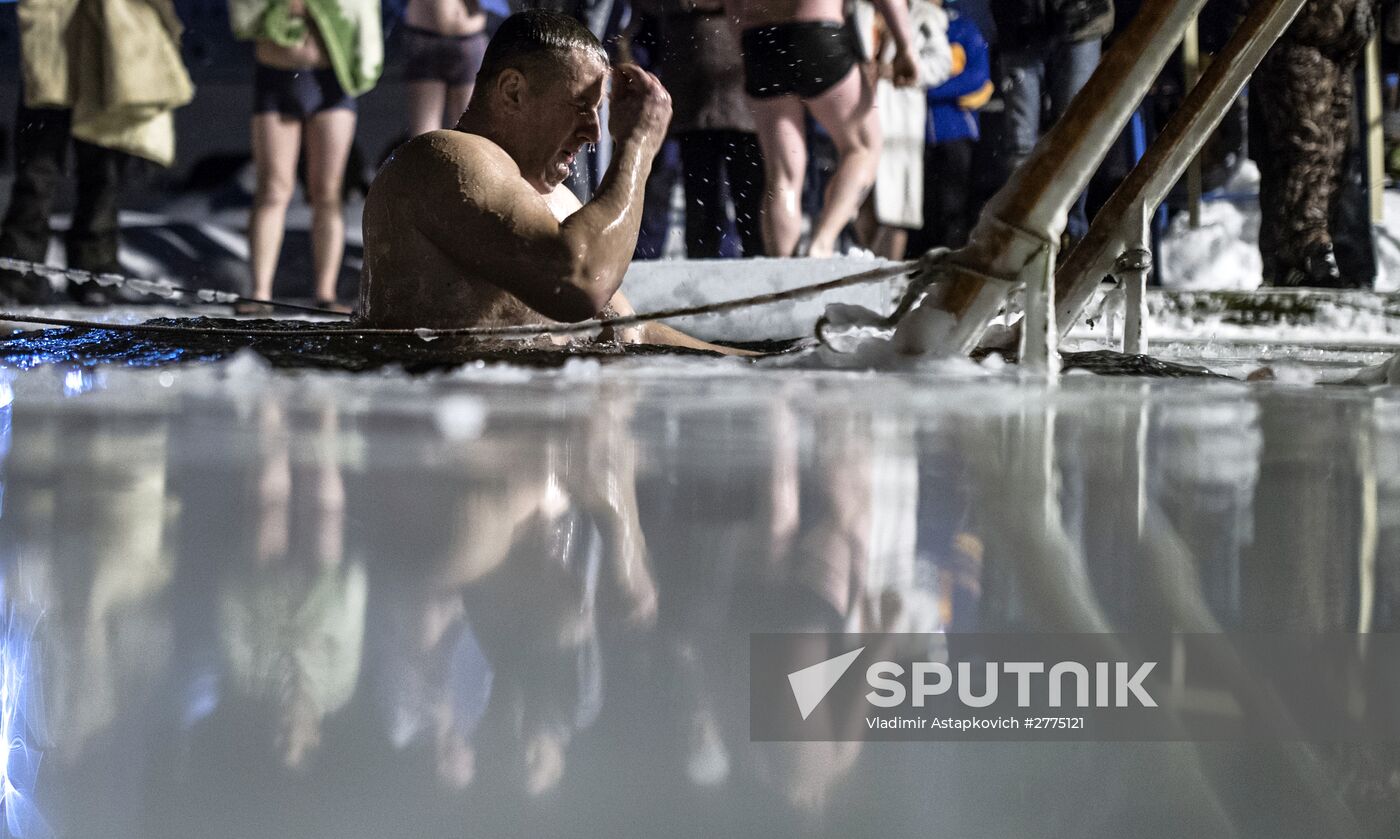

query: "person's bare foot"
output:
523 730 567 796
316 298 353 315
233 299 273 316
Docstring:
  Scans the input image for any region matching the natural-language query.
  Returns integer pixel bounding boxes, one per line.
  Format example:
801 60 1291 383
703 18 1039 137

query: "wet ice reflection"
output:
0 365 1396 837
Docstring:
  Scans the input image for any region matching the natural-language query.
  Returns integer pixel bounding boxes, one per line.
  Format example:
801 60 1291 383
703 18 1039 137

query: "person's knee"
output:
763 160 805 193
309 194 344 215
307 180 345 213
833 120 878 158
254 173 296 208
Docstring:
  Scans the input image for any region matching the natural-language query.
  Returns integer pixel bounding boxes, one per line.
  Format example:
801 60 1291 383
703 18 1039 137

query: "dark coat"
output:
990 0 1114 48
656 4 756 134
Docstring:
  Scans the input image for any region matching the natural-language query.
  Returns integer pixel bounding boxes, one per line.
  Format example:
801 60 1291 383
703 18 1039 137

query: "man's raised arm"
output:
412 64 672 323
552 64 673 316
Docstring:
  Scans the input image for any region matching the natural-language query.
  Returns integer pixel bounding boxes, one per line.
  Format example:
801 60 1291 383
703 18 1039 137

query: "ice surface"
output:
2 157 1400 837
0 357 1396 839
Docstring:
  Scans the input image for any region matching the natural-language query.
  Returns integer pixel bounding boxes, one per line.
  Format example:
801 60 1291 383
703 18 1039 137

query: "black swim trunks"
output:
253 64 357 119
401 24 488 86
741 21 859 100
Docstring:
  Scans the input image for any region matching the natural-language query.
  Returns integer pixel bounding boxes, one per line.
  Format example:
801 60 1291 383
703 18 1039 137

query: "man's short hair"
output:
476 10 609 91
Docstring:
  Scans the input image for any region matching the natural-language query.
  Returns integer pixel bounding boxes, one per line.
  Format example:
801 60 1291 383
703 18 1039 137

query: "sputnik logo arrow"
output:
787 646 865 720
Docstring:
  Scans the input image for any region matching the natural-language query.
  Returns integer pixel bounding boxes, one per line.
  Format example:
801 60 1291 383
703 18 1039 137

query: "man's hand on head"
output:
609 64 672 155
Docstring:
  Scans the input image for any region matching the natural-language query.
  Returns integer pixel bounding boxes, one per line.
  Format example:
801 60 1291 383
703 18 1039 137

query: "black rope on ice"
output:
0 261 918 341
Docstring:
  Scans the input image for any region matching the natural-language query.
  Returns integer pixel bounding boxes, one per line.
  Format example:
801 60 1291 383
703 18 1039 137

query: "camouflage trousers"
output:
1250 0 1375 284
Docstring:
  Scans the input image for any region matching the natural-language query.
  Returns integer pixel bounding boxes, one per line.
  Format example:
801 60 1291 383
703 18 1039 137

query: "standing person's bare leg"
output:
408 80 448 136
855 195 878 249
749 96 807 256
305 108 357 307
872 226 907 260
805 68 879 258
249 114 303 302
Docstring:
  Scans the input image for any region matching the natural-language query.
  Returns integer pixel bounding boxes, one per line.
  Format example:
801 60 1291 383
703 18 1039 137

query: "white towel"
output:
869 0 952 229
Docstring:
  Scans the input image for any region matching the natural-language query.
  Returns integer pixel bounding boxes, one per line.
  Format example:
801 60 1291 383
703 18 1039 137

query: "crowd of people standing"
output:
629 0 998 261
0 0 1056 310
0 0 1387 311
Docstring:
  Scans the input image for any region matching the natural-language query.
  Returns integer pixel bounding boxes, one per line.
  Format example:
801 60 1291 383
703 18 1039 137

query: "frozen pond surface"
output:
1 349 1399 838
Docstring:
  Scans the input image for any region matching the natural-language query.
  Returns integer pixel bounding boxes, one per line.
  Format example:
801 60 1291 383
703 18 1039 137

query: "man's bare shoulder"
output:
367 129 552 246
380 130 517 190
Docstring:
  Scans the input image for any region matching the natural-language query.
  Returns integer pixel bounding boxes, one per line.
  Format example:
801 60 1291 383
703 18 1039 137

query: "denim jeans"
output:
999 38 1101 241
678 130 766 259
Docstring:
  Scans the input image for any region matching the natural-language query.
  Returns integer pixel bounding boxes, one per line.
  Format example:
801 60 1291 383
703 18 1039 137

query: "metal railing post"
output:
1183 16 1203 229
1054 0 1309 337
892 0 1214 356
1020 243 1061 376
1366 34 1385 224
1116 202 1152 355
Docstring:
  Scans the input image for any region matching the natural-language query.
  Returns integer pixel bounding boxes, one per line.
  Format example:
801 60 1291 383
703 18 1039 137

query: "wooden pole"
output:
1183 16 1203 228
1366 34 1384 224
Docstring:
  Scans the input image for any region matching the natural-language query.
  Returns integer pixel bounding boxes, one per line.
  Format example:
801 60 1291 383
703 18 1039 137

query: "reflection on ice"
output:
0 360 1397 837
1 581 51 839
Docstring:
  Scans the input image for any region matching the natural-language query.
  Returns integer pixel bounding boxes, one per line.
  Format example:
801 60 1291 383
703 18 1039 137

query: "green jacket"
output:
229 0 383 97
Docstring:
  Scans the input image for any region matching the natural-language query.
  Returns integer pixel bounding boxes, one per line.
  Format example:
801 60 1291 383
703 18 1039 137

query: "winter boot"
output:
1277 242 1345 288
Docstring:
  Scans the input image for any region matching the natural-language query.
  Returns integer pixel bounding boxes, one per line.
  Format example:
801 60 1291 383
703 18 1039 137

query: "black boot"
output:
0 264 55 305
0 104 69 306
1278 242 1345 288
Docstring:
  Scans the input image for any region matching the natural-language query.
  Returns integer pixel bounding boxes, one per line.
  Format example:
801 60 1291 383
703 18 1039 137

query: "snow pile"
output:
1158 161 1400 292
1158 199 1262 290
620 256 906 341
1345 351 1400 385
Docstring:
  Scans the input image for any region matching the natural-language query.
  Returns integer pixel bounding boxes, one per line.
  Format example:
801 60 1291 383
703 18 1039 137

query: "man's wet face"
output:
526 49 608 189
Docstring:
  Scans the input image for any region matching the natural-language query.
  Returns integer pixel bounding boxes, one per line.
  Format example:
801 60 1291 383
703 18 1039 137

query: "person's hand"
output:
890 48 919 88
609 63 672 153
615 36 636 65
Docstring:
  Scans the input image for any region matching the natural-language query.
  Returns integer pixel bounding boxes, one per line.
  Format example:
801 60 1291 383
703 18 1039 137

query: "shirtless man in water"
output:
360 9 739 354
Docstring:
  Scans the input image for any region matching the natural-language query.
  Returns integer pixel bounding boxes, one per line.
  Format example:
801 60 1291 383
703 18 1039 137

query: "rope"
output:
0 261 917 341
0 256 349 317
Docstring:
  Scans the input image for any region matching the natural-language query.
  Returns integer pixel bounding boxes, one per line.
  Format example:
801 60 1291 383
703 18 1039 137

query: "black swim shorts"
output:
401 24 488 86
741 21 859 100
253 64 357 119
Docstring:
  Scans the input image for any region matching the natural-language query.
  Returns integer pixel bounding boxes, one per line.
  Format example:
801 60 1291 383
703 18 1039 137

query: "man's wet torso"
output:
358 130 580 333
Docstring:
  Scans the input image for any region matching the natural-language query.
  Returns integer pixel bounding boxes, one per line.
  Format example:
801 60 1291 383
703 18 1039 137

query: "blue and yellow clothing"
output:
926 12 992 145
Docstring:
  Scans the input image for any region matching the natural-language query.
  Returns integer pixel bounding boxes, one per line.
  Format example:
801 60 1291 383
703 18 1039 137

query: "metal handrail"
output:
889 0 1302 362
891 0 1216 360
1054 0 1309 338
